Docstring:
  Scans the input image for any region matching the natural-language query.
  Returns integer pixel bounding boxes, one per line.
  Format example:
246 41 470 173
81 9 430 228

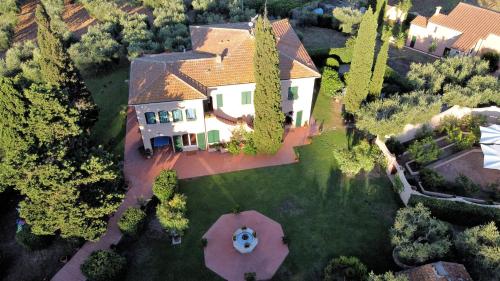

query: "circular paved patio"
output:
202 210 289 281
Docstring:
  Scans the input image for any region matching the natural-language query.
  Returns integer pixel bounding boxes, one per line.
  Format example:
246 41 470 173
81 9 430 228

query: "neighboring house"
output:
406 3 500 58
128 19 320 153
399 261 473 281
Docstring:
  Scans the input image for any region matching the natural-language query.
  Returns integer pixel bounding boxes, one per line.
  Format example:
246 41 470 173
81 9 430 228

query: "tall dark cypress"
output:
36 4 98 129
252 11 285 154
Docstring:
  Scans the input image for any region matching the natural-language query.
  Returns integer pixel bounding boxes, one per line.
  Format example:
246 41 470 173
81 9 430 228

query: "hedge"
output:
118 207 146 236
408 195 500 227
329 47 353 64
81 250 126 281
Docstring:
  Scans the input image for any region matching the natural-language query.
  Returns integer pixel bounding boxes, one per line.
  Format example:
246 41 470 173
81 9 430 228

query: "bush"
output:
455 174 481 194
481 51 499 73
118 207 146 236
152 170 177 201
333 140 379 176
385 137 404 156
419 168 445 189
408 195 500 226
408 136 440 165
394 32 406 49
81 250 126 281
158 23 191 51
391 203 452 265
156 194 189 235
329 47 353 64
227 140 241 155
393 175 404 193
455 222 500 281
15 226 52 251
242 133 257 156
325 57 340 68
320 67 344 97
323 256 368 281
120 14 158 59
368 271 409 281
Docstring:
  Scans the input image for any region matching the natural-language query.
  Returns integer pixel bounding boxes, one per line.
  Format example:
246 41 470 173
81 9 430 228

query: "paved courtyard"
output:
203 211 289 281
430 149 500 187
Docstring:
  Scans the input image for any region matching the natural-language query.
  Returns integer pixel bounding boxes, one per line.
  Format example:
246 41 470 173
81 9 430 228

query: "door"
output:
295 111 303 127
197 133 206 150
443 47 451 57
410 36 416 48
173 135 183 152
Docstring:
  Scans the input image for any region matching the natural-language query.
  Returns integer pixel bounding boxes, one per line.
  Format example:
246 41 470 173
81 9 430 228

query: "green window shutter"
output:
216 94 223 108
173 135 183 152
241 91 251 105
288 86 298 100
207 130 220 143
197 133 206 150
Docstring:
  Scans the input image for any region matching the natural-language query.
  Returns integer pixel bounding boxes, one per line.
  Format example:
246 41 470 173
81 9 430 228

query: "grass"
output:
297 26 349 52
85 67 130 157
119 130 402 281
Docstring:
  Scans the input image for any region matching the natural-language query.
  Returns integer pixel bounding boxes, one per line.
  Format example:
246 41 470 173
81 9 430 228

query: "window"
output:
159 111 169 123
145 112 156 124
207 130 220 143
288 86 298 100
172 109 183 122
241 91 252 105
216 94 223 108
185 108 196 121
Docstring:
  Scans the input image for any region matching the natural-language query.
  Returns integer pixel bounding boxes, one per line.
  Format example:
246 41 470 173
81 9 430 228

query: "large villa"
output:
128 19 320 153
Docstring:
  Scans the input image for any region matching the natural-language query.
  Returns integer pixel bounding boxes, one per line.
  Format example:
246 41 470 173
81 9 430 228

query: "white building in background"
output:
406 3 500 58
128 19 320 152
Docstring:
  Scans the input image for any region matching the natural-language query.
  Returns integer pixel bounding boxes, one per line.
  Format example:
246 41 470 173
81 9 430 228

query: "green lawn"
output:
85 67 130 157
120 130 402 281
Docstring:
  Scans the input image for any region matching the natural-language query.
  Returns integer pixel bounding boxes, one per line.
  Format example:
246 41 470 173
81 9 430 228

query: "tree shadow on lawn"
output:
118 132 402 281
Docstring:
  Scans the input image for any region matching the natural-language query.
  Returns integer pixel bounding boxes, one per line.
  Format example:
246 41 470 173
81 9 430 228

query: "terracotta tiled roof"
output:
129 19 320 105
400 261 472 281
427 3 500 50
411 15 428 27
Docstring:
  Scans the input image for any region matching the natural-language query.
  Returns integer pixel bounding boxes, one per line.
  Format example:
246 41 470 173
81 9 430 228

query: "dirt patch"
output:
388 46 436 75
296 26 349 51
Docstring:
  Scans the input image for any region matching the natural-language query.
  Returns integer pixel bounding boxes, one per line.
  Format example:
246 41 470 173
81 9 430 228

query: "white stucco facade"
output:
135 77 317 152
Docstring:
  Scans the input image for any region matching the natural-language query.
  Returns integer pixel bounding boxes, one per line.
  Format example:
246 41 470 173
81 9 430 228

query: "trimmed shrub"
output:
329 47 353 64
325 57 340 68
81 250 126 281
152 170 177 201
385 137 404 156
320 67 344 97
419 168 446 189
408 195 500 226
408 137 440 165
15 226 52 251
323 256 368 281
118 207 146 236
156 194 189 235
228 140 241 155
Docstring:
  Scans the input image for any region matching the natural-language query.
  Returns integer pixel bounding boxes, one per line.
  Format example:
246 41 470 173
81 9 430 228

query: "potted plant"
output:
220 142 229 153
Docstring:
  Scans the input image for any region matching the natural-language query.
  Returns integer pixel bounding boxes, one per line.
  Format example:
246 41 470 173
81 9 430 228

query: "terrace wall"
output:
376 105 500 208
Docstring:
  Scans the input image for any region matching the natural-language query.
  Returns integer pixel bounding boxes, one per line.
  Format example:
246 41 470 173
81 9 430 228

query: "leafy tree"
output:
323 256 368 281
150 0 187 26
332 7 362 34
157 194 189 235
81 250 127 281
40 0 70 39
408 136 440 165
368 271 408 281
118 207 147 236
252 12 285 154
356 92 442 137
120 13 158 59
407 56 489 94
158 23 191 51
345 8 377 112
15 225 53 251
0 0 20 51
369 30 390 96
152 170 178 201
455 222 500 281
442 75 500 107
36 4 98 129
396 0 412 14
333 140 379 176
68 23 122 73
391 203 452 265
80 0 123 22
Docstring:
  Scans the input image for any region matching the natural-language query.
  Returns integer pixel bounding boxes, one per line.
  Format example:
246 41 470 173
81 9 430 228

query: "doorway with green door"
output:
295 110 303 127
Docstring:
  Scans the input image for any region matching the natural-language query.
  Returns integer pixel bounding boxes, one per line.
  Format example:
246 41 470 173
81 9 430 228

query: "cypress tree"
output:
369 30 391 96
252 12 285 154
344 8 377 112
35 4 98 129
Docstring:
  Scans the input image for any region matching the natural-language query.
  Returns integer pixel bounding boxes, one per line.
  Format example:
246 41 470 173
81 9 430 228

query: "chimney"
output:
216 54 222 63
435 6 442 15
